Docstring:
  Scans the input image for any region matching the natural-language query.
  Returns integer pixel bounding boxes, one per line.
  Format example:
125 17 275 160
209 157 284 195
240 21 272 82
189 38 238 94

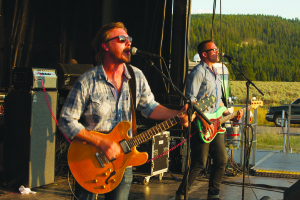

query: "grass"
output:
230 81 300 126
229 81 300 153
230 81 300 105
256 133 300 153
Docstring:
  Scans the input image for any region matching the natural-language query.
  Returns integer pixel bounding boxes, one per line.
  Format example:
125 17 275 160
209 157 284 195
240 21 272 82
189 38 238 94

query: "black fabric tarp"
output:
0 0 191 103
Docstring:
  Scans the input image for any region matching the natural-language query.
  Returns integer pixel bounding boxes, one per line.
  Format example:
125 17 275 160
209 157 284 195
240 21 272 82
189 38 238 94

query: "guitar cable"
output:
38 72 71 144
38 73 82 200
146 131 197 164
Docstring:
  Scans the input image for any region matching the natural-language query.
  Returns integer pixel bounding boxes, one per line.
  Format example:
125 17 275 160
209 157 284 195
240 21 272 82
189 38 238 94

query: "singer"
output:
175 40 243 200
58 22 192 200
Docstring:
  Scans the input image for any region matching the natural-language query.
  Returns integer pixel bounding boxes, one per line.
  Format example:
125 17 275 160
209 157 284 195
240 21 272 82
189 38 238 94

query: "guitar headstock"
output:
194 95 216 112
251 100 263 109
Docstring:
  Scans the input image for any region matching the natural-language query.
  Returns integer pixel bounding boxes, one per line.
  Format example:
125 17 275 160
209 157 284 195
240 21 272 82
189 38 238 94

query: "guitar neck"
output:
127 111 185 149
219 105 251 124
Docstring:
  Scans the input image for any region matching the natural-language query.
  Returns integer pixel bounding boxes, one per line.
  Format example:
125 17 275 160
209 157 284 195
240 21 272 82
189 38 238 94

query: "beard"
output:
109 48 131 64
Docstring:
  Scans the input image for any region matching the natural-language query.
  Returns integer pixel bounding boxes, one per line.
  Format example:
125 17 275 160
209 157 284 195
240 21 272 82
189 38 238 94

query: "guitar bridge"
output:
119 139 131 154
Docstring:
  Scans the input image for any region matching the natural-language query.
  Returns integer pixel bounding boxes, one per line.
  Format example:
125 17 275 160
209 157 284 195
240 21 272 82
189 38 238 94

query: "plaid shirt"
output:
185 61 223 113
58 64 159 139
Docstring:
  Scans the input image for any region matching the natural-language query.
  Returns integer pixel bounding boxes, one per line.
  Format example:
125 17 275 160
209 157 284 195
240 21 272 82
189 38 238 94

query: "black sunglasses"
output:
204 48 219 53
105 35 132 43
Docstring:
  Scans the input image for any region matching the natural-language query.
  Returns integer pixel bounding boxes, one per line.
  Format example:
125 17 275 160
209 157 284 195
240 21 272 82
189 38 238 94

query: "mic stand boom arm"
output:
146 59 211 125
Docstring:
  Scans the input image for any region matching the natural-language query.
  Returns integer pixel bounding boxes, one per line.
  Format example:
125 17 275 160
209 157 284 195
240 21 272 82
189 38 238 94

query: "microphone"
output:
131 47 162 58
221 53 238 61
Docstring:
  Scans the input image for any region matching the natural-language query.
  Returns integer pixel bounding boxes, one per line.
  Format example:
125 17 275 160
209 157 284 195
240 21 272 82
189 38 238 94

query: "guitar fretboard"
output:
126 95 216 148
127 115 181 148
219 105 250 124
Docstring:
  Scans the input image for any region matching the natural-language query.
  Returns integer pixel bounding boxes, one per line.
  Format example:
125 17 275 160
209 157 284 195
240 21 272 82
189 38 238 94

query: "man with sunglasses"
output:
175 40 243 200
59 22 192 200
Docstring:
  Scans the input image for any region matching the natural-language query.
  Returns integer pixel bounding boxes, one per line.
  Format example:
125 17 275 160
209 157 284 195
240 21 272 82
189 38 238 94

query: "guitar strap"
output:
127 64 137 137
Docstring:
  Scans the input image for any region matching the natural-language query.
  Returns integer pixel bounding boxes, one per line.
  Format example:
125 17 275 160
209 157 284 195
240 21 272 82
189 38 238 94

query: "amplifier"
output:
55 63 94 89
12 67 57 89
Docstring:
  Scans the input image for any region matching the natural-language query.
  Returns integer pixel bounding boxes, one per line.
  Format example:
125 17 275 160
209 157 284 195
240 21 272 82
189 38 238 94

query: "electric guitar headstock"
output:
194 95 216 111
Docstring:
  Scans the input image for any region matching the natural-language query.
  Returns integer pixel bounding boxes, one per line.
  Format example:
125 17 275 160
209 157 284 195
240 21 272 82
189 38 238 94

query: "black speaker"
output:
284 179 300 200
3 89 57 188
55 63 93 89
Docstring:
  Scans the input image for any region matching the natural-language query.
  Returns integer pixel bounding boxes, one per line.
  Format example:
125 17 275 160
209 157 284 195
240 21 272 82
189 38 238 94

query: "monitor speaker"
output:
284 179 300 200
3 89 57 188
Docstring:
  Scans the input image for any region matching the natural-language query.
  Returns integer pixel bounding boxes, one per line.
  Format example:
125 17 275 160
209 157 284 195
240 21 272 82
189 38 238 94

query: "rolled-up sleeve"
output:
185 67 203 103
134 69 159 118
58 81 87 139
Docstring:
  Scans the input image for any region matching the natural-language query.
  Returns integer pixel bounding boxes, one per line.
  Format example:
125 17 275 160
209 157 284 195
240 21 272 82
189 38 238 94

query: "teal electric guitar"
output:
196 100 263 143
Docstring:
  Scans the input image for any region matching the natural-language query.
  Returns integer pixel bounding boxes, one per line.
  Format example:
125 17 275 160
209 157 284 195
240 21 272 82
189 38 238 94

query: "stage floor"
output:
0 173 297 200
0 149 299 200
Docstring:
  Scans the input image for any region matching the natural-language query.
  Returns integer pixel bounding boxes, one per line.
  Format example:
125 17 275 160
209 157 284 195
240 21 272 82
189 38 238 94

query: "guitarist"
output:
58 22 192 200
175 40 243 200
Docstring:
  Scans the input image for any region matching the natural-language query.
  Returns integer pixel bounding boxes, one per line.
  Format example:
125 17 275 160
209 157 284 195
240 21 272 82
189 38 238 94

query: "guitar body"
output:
197 100 263 143
68 121 148 194
196 106 227 143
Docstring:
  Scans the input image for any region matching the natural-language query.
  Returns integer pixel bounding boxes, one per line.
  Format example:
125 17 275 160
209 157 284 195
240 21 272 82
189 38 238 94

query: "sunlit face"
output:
203 42 219 63
103 28 132 63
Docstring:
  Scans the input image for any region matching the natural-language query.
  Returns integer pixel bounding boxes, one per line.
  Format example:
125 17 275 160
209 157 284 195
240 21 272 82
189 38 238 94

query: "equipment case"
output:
133 131 170 184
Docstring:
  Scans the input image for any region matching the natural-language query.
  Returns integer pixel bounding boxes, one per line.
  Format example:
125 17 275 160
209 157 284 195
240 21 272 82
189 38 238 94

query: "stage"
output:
0 149 299 200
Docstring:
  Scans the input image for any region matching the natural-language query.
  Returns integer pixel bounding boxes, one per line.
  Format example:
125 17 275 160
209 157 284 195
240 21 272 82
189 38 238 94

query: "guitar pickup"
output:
101 152 110 164
95 152 105 168
119 139 131 154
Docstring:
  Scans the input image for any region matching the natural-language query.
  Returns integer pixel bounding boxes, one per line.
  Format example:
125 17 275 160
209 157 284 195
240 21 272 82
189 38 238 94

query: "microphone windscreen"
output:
131 47 138 55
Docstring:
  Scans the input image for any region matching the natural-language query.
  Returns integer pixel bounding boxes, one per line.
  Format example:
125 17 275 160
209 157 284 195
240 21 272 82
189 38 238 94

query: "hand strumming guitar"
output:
75 129 121 160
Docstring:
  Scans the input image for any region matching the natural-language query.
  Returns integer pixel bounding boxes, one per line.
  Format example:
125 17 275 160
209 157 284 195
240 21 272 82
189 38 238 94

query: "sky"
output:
191 0 300 20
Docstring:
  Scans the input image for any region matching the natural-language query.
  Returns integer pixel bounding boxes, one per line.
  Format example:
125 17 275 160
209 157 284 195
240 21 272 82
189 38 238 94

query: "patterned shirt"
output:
185 61 223 113
58 64 159 139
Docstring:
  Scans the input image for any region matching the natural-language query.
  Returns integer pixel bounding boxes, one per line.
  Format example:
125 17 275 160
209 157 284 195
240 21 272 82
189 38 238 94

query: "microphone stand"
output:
227 58 264 200
145 59 211 200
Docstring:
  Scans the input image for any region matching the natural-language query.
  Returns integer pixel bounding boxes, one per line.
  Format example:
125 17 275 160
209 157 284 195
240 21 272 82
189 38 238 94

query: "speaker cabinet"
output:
3 89 57 188
284 179 300 200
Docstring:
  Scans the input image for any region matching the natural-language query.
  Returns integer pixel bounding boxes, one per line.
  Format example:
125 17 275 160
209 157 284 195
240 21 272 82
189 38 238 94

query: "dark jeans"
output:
176 128 228 196
75 167 133 200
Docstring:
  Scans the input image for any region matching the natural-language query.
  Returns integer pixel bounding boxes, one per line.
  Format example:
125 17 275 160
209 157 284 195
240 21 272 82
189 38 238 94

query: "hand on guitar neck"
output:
223 108 244 122
178 103 197 127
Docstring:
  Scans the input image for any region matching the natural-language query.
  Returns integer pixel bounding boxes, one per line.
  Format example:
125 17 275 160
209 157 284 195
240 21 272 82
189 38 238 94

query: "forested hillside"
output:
189 14 300 81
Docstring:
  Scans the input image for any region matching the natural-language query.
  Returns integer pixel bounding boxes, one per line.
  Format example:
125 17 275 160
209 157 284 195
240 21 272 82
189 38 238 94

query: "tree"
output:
188 14 300 82
239 61 255 81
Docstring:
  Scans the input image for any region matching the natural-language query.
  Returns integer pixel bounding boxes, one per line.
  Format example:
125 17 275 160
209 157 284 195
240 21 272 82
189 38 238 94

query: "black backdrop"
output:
0 0 192 105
